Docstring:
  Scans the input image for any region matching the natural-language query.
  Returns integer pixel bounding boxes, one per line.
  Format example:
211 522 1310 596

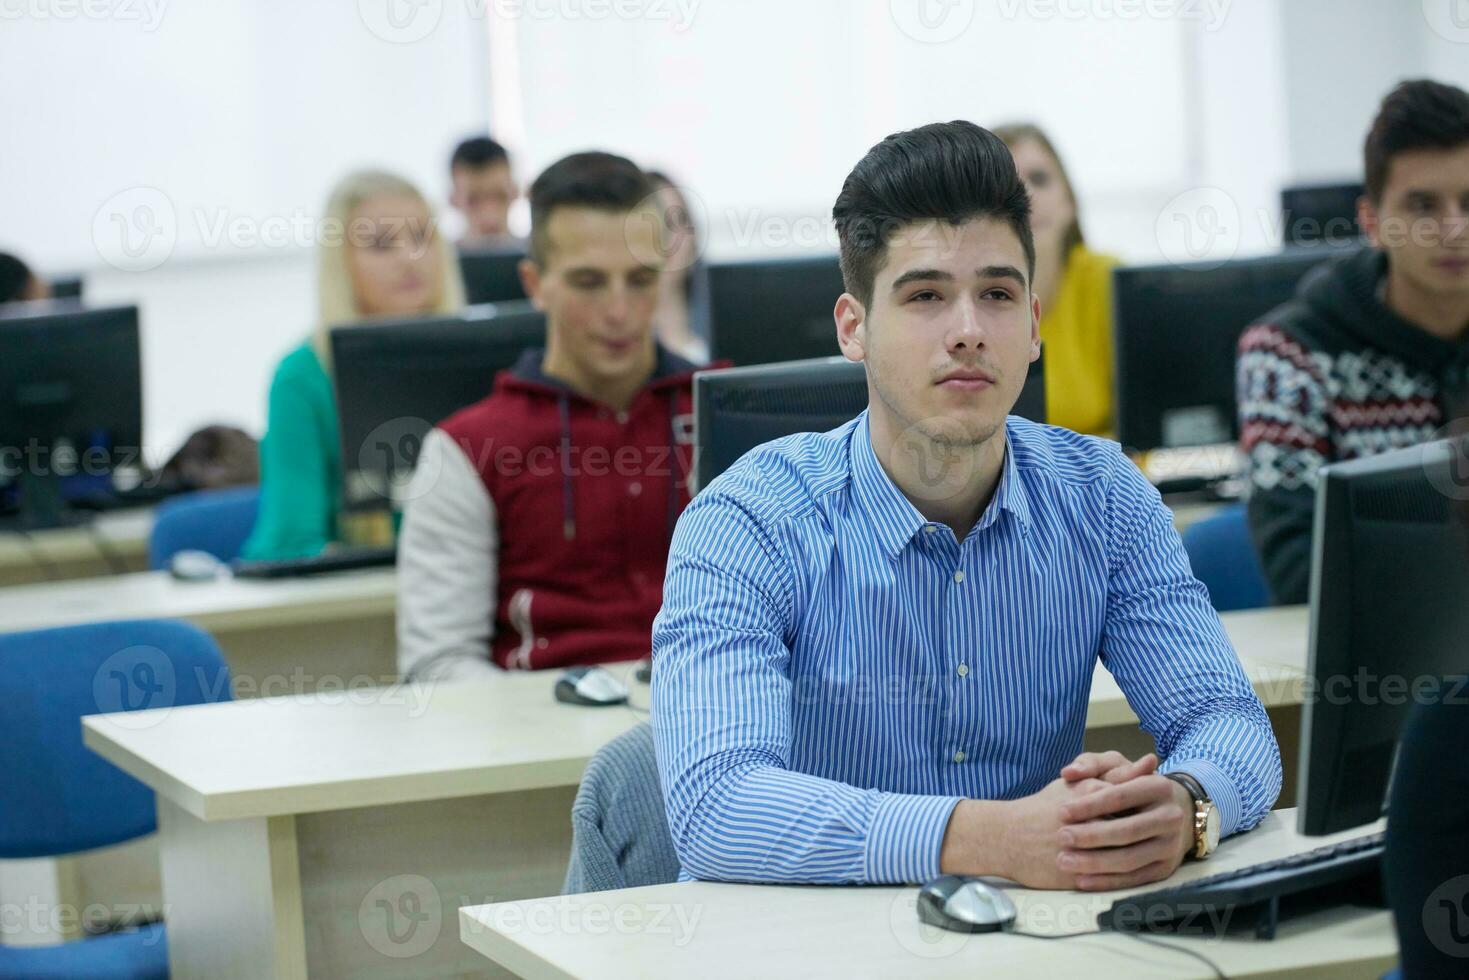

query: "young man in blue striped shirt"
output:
652 121 1281 891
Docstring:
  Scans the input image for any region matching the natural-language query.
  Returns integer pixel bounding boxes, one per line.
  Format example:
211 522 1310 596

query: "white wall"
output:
1 0 1459 457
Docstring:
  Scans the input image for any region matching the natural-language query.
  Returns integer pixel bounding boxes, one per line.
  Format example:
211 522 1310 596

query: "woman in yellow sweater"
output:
994 124 1118 437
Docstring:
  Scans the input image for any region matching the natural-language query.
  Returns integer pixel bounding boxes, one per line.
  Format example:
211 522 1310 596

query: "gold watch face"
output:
1202 803 1221 854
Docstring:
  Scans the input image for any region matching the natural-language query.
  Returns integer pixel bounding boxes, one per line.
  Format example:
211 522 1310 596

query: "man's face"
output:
523 205 663 387
837 217 1040 448
452 161 518 239
1361 144 1469 298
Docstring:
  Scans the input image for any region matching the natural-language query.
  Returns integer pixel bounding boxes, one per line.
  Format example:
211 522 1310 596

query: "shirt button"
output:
616 411 629 424
628 481 643 497
953 750 966 763
536 638 549 650
957 663 969 677
924 525 937 534
952 570 965 584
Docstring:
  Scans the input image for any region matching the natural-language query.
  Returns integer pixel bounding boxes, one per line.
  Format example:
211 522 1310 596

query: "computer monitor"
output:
1280 182 1364 247
0 303 143 528
458 245 529 306
49 275 84 301
693 355 1046 493
1113 247 1359 454
1298 437 1469 835
331 302 545 512
707 254 846 367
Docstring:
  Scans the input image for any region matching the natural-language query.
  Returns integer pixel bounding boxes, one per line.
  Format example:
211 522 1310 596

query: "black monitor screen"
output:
458 246 529 306
1281 182 1363 246
1299 438 1469 835
0 303 142 526
331 302 545 511
1113 247 1358 453
707 255 846 367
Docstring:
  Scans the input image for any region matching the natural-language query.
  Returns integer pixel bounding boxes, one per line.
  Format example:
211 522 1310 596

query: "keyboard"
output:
1098 831 1384 940
232 546 396 579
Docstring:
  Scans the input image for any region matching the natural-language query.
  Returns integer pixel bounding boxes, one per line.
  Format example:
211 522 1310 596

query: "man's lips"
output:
937 369 997 390
1432 255 1469 274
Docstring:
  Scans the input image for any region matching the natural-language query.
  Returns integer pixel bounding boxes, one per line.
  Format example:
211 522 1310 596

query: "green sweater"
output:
241 342 340 560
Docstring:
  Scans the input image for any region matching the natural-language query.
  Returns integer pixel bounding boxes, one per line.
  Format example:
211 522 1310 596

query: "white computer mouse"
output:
554 665 629 707
169 549 229 582
916 876 1018 933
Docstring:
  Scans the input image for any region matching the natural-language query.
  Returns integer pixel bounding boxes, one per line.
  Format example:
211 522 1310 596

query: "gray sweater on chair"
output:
563 722 681 894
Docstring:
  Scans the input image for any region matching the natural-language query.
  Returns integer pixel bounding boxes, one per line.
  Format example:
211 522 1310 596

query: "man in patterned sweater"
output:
1238 79 1469 604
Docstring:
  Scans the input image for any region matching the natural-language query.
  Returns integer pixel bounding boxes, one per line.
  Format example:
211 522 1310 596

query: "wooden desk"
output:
0 567 397 696
459 809 1394 980
83 672 647 979
79 608 1307 979
0 509 152 587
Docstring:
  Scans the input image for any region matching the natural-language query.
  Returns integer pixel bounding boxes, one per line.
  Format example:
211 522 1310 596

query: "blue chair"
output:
1181 503 1271 612
0 620 232 979
147 486 259 570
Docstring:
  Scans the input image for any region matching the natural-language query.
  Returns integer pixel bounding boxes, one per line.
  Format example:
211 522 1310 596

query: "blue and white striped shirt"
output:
651 412 1281 885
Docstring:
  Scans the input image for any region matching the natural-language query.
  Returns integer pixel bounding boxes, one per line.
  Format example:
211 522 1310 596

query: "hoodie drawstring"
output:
558 393 576 541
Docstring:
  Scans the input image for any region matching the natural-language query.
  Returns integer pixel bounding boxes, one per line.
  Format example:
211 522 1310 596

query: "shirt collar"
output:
849 413 1033 562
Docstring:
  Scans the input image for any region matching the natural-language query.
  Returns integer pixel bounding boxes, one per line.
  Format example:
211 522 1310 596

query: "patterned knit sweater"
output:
1236 247 1469 604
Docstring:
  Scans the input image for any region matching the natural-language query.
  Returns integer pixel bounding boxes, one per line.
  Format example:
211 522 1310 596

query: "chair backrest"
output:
1181 503 1271 612
0 619 231 858
563 722 680 894
147 485 260 569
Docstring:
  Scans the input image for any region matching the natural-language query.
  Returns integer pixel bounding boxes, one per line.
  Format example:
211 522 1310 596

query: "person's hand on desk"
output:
939 750 1194 891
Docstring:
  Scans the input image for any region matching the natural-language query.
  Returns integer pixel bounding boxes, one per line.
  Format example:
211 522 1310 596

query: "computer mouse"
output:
554 665 629 706
169 549 229 582
916 876 1017 933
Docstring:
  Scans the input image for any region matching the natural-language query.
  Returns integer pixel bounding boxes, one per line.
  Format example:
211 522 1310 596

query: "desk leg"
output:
156 799 307 979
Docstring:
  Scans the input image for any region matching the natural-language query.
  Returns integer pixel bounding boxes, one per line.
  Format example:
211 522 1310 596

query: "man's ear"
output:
1357 195 1381 249
834 293 867 363
518 258 544 312
1030 291 1042 362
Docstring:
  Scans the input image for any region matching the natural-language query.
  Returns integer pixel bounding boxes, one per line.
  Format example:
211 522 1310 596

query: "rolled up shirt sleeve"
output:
652 491 962 884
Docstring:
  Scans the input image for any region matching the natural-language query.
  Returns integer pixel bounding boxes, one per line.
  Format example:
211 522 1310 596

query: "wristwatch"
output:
1165 771 1220 859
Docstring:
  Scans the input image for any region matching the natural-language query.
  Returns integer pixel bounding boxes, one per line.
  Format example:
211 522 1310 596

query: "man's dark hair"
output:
527 151 654 265
832 120 1035 308
1364 79 1469 203
450 135 510 173
0 252 37 305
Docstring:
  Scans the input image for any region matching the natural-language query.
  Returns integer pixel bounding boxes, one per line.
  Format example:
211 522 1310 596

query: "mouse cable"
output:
1004 926 1226 979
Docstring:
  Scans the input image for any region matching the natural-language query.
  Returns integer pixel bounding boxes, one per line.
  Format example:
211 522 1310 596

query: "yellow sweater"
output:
1039 244 1118 437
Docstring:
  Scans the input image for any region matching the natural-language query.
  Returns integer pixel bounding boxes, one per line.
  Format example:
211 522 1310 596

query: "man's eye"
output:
982 289 1013 301
909 290 940 302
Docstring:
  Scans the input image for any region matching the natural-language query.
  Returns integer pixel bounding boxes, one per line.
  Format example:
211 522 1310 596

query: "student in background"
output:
0 252 48 305
1238 79 1469 604
994 124 1118 436
646 171 712 364
397 152 705 681
450 135 520 245
241 171 465 561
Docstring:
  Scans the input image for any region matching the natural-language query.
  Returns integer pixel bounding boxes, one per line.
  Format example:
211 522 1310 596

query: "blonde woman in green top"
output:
241 171 466 560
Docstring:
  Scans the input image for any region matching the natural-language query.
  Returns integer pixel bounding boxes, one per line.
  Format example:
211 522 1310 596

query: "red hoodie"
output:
437 347 708 670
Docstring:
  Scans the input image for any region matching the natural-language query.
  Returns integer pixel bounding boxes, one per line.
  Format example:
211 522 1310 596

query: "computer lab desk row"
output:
0 508 153 587
75 607 1310 980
